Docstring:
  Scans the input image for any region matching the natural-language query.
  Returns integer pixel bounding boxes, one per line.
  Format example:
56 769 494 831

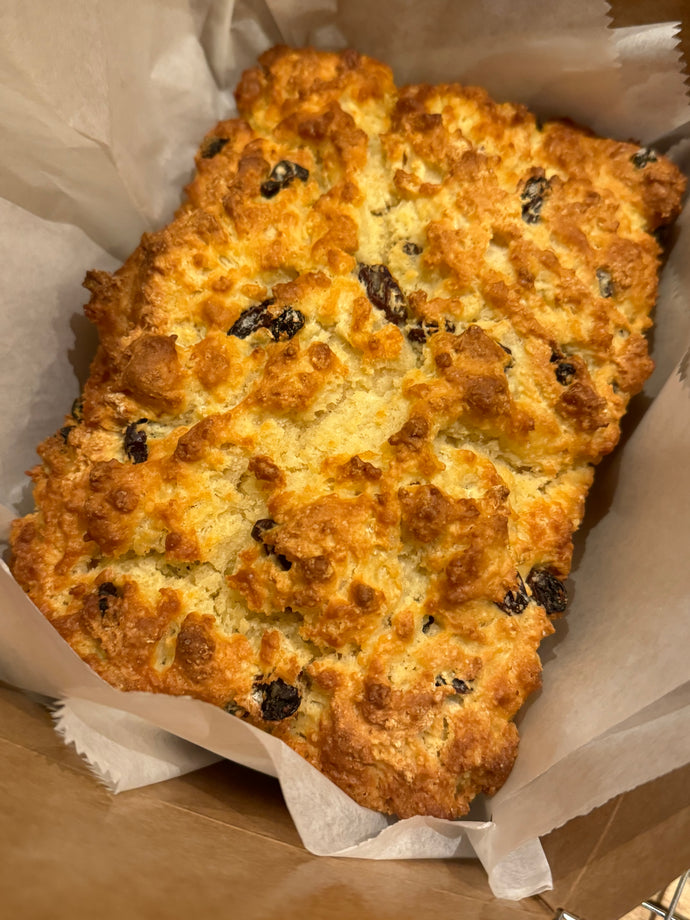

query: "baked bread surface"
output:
10 47 685 818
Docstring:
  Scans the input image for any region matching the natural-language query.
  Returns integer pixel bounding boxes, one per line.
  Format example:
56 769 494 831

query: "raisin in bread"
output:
10 46 685 818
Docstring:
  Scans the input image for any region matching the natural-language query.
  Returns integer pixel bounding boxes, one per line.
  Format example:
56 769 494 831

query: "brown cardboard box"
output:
1 683 688 920
1 5 688 920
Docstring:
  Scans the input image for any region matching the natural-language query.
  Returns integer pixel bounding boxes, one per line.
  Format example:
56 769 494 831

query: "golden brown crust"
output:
10 46 685 820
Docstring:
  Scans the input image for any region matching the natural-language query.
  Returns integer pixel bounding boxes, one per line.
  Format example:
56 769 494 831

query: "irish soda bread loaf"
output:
10 47 685 818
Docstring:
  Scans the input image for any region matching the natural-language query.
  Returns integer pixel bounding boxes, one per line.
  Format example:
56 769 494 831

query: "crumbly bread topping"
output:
10 47 685 818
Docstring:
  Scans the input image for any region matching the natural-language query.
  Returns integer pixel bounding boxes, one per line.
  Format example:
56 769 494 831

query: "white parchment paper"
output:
0 0 688 901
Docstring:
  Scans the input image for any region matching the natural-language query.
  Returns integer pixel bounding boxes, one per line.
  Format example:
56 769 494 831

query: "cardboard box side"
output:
8 683 686 920
540 763 690 920
0 686 549 920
